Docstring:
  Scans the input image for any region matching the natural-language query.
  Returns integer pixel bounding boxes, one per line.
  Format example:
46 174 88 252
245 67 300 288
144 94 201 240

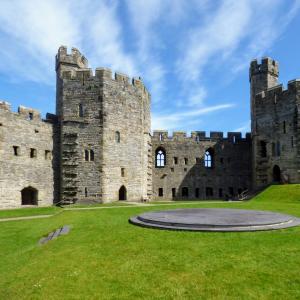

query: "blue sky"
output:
1 0 300 135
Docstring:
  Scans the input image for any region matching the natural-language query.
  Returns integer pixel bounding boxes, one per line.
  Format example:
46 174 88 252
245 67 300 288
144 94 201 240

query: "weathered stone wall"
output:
0 102 54 208
56 47 151 203
152 131 252 200
252 80 300 187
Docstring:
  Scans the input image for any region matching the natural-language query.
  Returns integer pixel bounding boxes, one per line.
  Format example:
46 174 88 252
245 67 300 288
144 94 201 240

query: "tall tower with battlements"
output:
56 46 152 203
250 57 300 189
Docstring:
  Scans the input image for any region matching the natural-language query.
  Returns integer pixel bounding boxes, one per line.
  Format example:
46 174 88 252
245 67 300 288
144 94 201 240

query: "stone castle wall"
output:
0 102 54 208
252 79 300 186
0 47 299 208
250 58 300 188
152 131 252 200
56 46 152 203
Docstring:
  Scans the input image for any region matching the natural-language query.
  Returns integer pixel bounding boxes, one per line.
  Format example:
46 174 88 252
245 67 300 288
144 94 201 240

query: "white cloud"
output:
0 0 81 83
86 1 138 77
152 103 234 130
233 121 251 133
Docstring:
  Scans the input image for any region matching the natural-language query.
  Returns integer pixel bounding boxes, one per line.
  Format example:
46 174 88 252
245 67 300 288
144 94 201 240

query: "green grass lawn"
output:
0 206 61 219
0 184 300 299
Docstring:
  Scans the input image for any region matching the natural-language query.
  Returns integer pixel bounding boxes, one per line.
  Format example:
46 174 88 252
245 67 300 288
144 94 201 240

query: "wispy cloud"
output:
152 103 234 130
233 121 251 133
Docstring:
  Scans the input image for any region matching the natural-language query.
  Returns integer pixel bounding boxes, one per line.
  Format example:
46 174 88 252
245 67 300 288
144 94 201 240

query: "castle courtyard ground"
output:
0 185 300 299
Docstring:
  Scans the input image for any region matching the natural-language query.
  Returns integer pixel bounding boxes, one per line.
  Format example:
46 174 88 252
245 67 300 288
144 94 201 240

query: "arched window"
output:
155 147 166 167
115 131 120 143
204 149 213 168
90 150 94 161
78 104 83 117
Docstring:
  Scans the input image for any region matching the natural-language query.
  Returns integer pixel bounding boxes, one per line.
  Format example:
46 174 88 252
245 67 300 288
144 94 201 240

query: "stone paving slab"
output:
39 225 71 245
129 208 300 232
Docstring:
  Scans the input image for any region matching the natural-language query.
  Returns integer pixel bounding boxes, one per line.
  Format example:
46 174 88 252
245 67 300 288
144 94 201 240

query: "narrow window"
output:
184 168 187 172
260 141 267 158
90 150 94 161
276 141 281 156
13 146 20 156
78 104 83 117
219 188 223 198
182 187 189 197
204 149 213 168
121 168 125 177
272 142 276 156
195 188 199 198
283 121 286 134
155 148 166 167
28 112 33 120
85 149 89 161
85 187 88 197
115 131 120 143
206 187 213 197
195 135 200 142
158 188 163 197
170 167 174 172
196 157 201 164
173 157 178 165
233 136 236 144
45 150 51 160
172 188 176 198
291 136 294 148
159 133 163 141
184 158 188 165
30 148 37 158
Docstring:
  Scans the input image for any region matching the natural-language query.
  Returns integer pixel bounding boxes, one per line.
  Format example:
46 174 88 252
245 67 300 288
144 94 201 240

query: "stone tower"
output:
56 46 152 203
250 57 279 134
250 57 300 188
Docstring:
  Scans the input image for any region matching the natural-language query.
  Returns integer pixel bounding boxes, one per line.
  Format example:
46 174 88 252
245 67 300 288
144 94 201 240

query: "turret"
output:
55 46 88 75
249 57 279 134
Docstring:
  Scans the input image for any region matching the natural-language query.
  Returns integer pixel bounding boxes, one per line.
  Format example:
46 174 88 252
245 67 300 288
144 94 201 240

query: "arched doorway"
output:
119 185 127 201
21 187 38 205
273 165 281 183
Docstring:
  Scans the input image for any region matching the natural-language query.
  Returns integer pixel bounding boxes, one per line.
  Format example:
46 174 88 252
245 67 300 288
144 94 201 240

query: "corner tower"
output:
56 46 152 204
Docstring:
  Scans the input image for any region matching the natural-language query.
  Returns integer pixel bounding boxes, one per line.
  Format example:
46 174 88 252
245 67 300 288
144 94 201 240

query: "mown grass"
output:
0 206 61 219
0 184 300 299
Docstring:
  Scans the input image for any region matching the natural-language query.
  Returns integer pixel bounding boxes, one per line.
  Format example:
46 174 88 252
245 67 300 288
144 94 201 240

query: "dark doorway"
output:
21 187 38 205
273 165 281 183
119 185 127 201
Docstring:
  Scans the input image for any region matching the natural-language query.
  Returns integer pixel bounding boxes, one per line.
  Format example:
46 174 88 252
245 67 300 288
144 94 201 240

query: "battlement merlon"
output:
249 57 279 81
152 130 251 142
56 46 88 72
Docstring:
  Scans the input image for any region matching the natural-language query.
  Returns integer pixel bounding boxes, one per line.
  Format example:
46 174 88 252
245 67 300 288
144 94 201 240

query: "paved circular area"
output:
129 208 300 232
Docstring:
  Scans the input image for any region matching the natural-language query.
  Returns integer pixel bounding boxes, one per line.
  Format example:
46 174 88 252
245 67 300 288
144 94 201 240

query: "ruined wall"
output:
56 47 151 203
252 80 300 186
152 131 252 200
0 102 54 208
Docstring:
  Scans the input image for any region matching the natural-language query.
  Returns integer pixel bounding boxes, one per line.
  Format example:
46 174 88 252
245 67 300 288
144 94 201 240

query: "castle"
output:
0 47 299 208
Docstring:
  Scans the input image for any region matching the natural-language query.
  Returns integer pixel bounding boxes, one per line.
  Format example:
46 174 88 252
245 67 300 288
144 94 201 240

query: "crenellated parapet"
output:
60 66 148 93
250 57 279 80
152 130 251 142
255 79 300 105
0 101 51 122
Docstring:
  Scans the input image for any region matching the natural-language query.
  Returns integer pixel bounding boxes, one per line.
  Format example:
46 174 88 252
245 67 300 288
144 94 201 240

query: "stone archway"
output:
21 187 38 205
119 185 127 201
273 165 281 183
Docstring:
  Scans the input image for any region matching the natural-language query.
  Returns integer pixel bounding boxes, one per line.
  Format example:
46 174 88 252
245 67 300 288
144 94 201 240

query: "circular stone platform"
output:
129 208 300 232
